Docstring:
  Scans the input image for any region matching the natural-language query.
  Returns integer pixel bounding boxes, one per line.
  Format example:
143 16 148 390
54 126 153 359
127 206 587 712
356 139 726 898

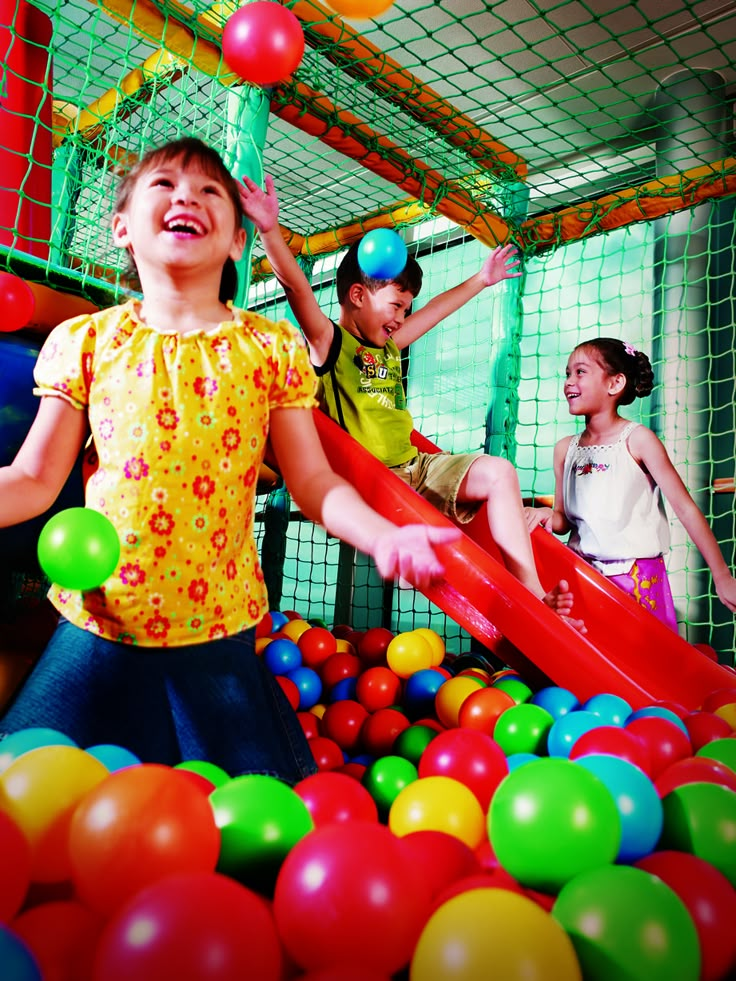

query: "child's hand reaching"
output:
714 573 736 612
480 243 522 287
239 174 279 234
525 506 554 531
372 524 462 591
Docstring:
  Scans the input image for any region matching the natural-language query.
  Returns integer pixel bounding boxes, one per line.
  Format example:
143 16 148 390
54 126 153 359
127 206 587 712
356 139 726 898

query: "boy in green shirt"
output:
240 176 583 629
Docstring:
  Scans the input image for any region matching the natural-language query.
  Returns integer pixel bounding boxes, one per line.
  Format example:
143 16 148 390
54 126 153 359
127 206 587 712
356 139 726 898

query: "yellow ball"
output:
411 888 582 980
279 618 312 643
713 703 736 729
411 628 445 667
0 746 109 882
386 632 433 679
310 703 327 719
435 675 485 729
389 775 486 849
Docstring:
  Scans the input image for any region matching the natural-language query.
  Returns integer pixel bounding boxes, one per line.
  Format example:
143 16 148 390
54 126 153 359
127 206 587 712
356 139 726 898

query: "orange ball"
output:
458 686 516 736
435 676 485 729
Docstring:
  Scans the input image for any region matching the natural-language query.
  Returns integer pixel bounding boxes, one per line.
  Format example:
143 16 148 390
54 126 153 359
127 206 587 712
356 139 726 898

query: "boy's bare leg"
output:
460 456 586 633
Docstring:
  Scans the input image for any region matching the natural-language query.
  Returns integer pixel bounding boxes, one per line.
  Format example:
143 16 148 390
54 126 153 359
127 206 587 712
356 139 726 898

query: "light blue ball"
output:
357 229 408 280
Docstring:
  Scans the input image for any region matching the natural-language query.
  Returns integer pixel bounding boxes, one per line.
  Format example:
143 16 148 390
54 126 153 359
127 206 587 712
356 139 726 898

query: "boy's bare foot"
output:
544 579 587 634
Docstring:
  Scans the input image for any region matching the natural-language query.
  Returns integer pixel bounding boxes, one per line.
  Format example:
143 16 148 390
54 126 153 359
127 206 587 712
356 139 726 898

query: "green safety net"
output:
1 0 735 656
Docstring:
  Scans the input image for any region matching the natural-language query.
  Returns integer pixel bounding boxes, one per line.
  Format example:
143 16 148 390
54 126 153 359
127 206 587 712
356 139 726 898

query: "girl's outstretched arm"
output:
269 408 461 590
630 425 736 611
0 397 88 528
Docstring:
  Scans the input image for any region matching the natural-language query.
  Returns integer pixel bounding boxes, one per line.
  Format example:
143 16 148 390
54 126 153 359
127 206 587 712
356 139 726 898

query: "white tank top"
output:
563 421 670 576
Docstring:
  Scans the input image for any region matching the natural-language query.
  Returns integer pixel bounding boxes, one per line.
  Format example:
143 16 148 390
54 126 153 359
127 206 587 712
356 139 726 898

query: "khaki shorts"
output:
390 451 484 524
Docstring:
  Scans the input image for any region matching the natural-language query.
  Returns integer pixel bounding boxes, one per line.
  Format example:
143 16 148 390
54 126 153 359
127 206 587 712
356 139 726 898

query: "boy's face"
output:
348 282 414 347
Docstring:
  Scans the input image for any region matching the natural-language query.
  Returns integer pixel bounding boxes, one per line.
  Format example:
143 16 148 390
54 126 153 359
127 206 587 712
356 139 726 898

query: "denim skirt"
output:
0 618 317 784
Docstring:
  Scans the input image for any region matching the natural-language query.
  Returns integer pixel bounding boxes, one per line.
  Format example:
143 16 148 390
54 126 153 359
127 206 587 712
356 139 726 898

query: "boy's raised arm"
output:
392 243 521 350
239 175 334 365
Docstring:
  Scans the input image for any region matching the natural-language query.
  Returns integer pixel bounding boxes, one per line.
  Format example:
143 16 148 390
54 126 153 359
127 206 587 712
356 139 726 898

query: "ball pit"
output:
1 608 735 979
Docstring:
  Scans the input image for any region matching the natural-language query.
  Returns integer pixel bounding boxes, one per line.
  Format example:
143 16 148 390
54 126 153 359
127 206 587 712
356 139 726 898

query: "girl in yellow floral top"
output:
0 138 459 781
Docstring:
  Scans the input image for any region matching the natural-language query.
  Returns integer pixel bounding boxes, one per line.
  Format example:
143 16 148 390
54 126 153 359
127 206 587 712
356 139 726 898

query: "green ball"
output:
37 507 120 591
553 865 700 981
492 677 533 705
392 725 438 767
489 758 620 893
696 736 736 773
493 703 554 756
362 755 418 820
210 774 314 894
659 781 736 887
175 759 230 787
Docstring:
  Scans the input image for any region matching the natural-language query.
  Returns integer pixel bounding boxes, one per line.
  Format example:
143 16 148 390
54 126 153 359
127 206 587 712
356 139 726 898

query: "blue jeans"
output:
0 618 317 784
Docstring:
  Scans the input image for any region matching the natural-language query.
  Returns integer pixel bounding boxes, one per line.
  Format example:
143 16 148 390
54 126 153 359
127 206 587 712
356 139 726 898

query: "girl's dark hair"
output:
335 239 423 305
114 137 245 303
576 337 654 406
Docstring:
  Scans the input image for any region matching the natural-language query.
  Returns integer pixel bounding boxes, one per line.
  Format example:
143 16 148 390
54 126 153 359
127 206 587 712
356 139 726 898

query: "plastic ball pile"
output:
1 610 736 980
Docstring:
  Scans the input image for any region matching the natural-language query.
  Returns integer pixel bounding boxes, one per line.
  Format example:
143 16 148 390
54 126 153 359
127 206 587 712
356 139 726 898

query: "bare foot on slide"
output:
544 579 587 634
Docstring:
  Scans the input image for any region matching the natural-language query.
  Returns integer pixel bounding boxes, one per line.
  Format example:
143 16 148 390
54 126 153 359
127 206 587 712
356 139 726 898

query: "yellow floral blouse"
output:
33 300 318 647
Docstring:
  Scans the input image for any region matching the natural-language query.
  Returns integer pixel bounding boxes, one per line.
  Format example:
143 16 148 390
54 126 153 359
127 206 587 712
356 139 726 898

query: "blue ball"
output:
86 744 142 771
269 610 289 632
507 752 541 771
547 710 604 758
357 229 408 280
575 753 663 862
403 668 447 720
582 693 632 727
531 686 580 720
286 665 322 710
264 637 303 676
0 727 77 775
330 677 358 702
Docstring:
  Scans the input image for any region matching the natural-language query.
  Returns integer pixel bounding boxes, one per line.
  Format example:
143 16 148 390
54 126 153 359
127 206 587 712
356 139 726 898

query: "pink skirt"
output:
607 556 678 633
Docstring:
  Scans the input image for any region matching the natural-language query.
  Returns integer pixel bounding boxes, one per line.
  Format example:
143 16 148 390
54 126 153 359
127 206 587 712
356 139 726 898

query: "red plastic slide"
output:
312 411 736 710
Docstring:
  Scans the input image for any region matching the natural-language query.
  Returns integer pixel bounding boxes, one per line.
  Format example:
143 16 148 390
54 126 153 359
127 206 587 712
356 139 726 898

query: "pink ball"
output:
222 2 304 87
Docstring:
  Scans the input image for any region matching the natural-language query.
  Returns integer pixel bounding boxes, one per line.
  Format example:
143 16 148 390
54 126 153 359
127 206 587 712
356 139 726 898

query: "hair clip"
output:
623 342 637 357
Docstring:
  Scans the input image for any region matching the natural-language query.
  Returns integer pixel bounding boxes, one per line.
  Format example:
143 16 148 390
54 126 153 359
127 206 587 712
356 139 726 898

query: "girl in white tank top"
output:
526 338 736 632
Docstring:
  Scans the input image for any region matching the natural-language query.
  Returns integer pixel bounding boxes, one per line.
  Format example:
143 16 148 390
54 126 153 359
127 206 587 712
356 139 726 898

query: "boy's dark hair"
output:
335 239 423 305
577 337 654 406
114 137 245 303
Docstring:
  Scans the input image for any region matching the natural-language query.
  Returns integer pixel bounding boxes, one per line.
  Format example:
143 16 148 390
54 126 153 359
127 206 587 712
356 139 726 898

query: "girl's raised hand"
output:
480 243 522 287
238 174 279 234
372 524 461 591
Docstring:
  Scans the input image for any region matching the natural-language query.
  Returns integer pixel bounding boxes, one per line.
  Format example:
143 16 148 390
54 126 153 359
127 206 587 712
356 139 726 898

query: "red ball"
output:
68 764 220 917
655 755 736 797
681 710 732 751
636 851 736 981
308 736 345 772
222 1 305 87
93 872 283 981
0 811 31 922
360 707 410 758
0 272 35 332
11 900 102 981
320 652 362 691
298 711 321 741
569 725 653 776
276 674 301 711
336 761 367 781
358 626 394 666
294 771 378 826
701 687 736 713
320 700 369 754
298 627 337 669
625 716 692 779
398 830 479 901
355 666 402 713
273 822 430 974
418 727 508 811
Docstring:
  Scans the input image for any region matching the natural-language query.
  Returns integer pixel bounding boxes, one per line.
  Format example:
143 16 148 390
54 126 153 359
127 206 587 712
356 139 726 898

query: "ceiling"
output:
29 0 736 273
